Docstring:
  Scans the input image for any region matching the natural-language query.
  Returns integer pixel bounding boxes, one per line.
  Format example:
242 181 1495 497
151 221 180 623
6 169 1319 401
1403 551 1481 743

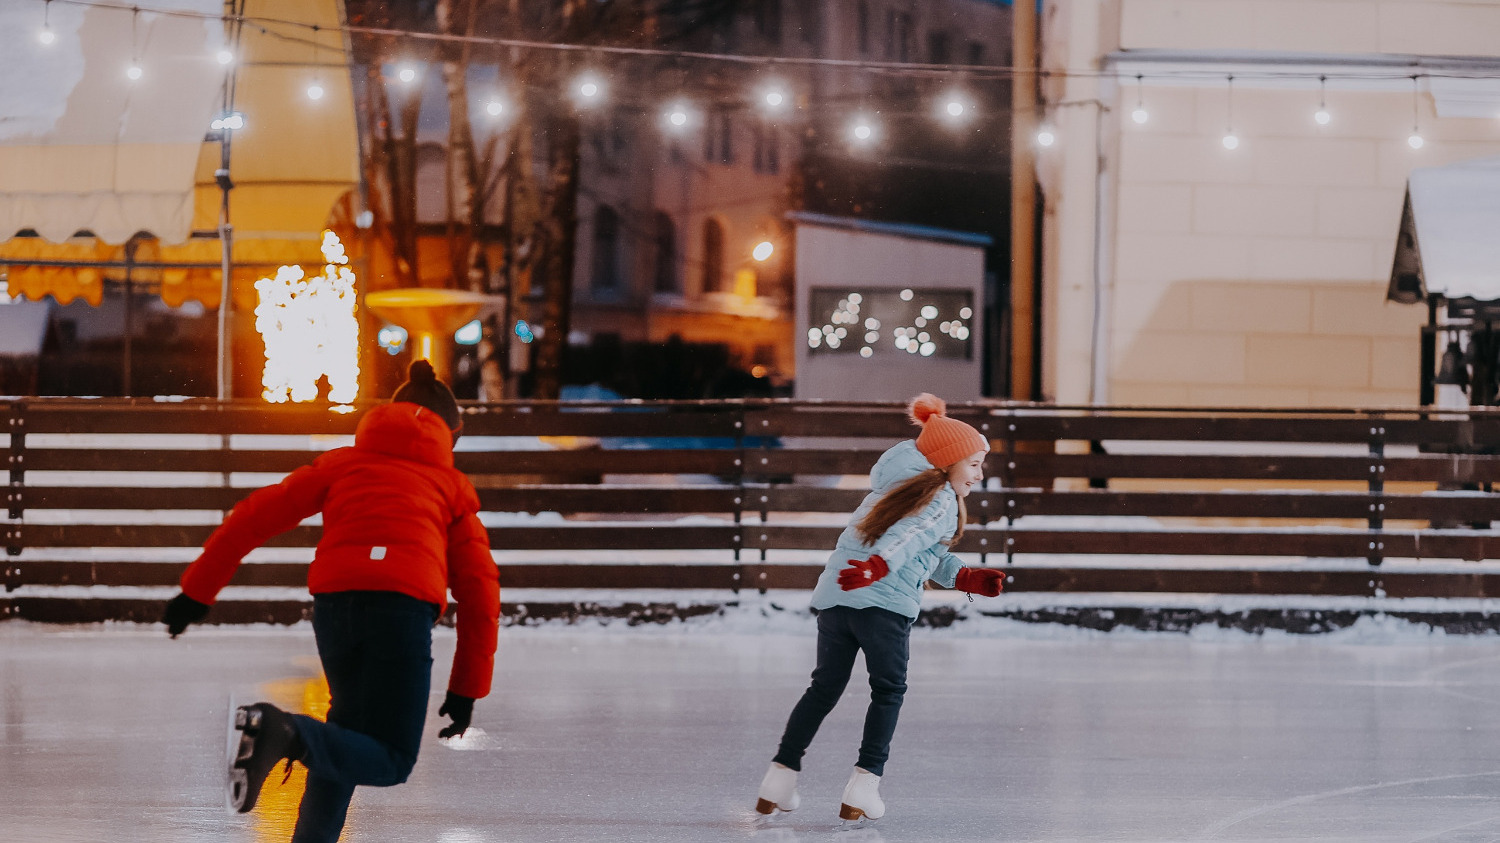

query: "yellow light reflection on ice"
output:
250 675 334 842
255 230 361 405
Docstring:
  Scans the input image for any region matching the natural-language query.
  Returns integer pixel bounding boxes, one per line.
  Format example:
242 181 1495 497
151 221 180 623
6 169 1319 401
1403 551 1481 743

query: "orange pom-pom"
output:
908 393 946 426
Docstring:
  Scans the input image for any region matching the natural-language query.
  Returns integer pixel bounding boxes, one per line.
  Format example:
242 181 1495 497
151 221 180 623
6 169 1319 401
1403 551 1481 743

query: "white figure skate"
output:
755 762 802 815
838 766 885 821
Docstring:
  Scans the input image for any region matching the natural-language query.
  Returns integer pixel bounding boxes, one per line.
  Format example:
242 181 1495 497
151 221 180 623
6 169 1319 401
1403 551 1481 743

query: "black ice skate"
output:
228 702 303 813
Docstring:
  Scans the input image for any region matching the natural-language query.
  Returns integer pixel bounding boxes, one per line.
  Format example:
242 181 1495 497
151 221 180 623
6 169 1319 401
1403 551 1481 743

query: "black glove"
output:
162 592 210 638
437 691 475 739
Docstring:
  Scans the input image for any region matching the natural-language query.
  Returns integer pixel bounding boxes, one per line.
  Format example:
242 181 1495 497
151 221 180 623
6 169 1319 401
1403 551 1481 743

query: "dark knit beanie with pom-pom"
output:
392 360 462 433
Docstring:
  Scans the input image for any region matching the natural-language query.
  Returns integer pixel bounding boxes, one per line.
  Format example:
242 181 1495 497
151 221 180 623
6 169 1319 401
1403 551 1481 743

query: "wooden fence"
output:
6 398 1500 625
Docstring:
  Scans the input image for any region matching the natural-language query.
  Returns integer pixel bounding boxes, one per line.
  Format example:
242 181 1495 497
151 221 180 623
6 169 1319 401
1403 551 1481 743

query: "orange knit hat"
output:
909 393 988 469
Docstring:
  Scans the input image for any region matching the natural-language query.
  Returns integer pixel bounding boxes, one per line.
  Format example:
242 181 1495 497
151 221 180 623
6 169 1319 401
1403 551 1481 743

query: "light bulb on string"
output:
126 6 142 82
572 70 606 107
37 0 55 45
662 98 696 132
939 90 975 126
849 113 878 145
485 98 505 118
305 25 324 101
1313 74 1330 125
757 71 790 116
1035 124 1056 147
1407 75 1424 150
1221 75 1239 151
1130 74 1148 124
397 63 419 85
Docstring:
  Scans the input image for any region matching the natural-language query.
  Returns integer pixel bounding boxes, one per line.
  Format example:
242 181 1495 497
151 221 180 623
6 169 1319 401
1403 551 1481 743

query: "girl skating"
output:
162 360 501 842
756 393 1004 823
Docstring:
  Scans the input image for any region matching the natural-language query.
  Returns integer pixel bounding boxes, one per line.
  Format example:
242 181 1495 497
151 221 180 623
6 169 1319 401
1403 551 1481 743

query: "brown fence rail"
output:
6 398 1500 624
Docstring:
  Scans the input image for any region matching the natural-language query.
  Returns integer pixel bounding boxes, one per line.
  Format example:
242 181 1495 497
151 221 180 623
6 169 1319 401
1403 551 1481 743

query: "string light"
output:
1130 74 1148 124
306 25 324 100
939 90 974 125
125 6 142 81
30 0 1489 156
1408 75 1425 149
572 70 605 107
1221 75 1239 150
662 98 695 132
849 113 878 145
758 80 790 115
1314 74 1330 125
37 0 55 45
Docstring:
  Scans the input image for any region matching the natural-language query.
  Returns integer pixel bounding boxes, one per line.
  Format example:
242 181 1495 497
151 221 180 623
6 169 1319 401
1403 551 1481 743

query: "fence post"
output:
6 401 25 591
1367 418 1386 569
1002 410 1016 567
731 407 745 595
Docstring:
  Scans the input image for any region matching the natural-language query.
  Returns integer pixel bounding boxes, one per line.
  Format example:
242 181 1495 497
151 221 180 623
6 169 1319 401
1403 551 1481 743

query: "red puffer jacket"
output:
179 402 501 699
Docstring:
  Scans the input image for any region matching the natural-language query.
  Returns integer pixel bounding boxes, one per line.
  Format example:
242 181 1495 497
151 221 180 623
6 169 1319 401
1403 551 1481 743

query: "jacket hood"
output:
869 440 935 492
355 402 457 467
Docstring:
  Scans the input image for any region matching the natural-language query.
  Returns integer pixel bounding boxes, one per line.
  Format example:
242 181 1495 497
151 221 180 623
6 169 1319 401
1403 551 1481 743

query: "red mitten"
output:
955 567 1004 597
837 555 890 591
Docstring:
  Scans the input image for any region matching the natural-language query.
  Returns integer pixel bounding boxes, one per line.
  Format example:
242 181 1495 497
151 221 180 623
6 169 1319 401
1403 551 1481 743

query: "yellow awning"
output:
0 0 359 308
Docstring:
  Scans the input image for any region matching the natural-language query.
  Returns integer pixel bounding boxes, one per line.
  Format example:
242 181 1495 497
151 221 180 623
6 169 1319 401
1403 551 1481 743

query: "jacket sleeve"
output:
445 511 500 699
929 550 965 588
867 492 957 574
179 461 332 604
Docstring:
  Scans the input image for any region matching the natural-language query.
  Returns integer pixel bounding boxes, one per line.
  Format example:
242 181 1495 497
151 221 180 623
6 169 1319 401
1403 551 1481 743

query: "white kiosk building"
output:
790 212 990 402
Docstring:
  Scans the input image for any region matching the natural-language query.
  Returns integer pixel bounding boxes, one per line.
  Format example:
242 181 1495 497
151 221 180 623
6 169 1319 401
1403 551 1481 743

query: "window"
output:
704 109 734 165
591 205 620 295
928 31 951 65
885 11 913 61
754 0 782 43
967 42 985 66
700 219 725 294
798 2 823 46
855 2 869 55
752 124 780 175
653 212 678 294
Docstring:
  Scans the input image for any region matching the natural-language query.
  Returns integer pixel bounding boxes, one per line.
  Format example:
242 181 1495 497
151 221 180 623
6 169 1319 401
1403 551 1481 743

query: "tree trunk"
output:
532 105 580 401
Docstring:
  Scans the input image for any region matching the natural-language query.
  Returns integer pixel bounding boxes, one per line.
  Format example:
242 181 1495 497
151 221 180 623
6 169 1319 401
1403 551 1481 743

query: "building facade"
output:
1040 0 1500 408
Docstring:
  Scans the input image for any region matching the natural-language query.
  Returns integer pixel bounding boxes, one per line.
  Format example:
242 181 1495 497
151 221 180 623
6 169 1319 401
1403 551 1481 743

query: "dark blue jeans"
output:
290 591 439 843
773 605 913 777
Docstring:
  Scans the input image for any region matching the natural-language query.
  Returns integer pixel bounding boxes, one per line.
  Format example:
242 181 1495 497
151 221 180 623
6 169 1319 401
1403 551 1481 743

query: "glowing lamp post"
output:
364 288 492 384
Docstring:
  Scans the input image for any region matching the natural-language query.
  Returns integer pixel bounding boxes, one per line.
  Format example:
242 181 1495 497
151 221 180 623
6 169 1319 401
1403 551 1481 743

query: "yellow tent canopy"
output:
0 0 358 308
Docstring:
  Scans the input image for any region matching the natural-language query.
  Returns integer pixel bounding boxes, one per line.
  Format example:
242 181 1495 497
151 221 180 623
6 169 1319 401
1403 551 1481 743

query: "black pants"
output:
773 605 913 777
291 591 439 843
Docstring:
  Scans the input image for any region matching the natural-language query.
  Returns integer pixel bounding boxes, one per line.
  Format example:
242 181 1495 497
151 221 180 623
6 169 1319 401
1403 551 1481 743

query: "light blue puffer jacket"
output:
809 439 965 620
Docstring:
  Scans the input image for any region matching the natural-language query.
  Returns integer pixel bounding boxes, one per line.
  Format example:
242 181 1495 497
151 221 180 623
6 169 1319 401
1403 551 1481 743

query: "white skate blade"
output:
223 691 238 815
837 816 880 832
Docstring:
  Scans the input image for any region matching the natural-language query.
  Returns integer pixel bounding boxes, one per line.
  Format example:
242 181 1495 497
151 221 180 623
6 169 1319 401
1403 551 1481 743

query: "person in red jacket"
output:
161 360 500 843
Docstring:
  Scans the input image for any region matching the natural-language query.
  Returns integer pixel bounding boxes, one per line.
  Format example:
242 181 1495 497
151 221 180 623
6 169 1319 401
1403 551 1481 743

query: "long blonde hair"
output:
854 467 966 547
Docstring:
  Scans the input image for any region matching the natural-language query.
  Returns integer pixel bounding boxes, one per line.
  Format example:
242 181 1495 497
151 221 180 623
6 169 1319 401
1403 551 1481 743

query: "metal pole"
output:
1010 0 1039 401
122 250 133 397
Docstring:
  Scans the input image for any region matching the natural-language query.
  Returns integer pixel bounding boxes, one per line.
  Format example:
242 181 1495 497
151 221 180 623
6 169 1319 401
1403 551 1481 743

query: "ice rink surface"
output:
6 611 1500 843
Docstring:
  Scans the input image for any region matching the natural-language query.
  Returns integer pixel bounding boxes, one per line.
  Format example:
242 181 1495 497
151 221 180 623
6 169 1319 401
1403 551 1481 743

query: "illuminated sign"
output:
255 230 360 404
807 287 973 360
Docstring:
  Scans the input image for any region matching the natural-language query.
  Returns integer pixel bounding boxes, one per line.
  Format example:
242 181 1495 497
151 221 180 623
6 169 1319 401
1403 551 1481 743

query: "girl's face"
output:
947 450 986 498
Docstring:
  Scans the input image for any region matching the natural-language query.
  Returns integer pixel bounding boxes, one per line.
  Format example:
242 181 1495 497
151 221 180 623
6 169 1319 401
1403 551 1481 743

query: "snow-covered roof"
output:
1388 156 1500 305
787 211 993 248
